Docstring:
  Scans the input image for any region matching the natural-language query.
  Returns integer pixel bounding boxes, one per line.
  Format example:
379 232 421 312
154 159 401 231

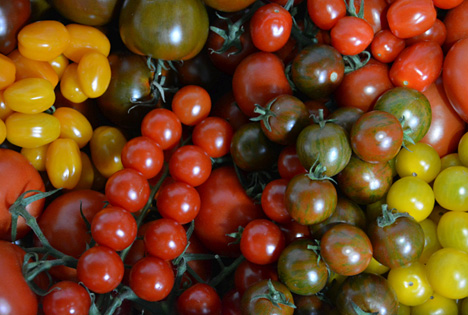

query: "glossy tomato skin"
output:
291 44 344 100
234 260 279 295
119 0 209 61
443 0 468 51
194 166 265 256
405 19 447 46
232 52 292 117
335 273 398 315
307 0 346 31
0 241 38 315
389 40 443 92
387 0 437 39
144 218 187 261
121 136 164 179
203 0 256 12
0 148 45 241
141 108 182 150
277 238 328 296
50 0 120 25
0 0 30 55
169 145 212 187
192 116 233 158
261 178 293 224
371 30 406 64
241 279 295 315
105 168 150 212
330 16 374 56
42 281 91 315
277 145 307 180
421 78 466 157
443 38 468 123
176 283 222 315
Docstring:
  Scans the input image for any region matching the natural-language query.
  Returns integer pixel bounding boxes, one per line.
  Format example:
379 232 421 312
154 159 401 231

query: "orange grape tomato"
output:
17 20 70 61
77 52 111 98
0 54 16 90
53 106 93 148
90 126 126 178
8 49 59 88
74 151 95 191
63 24 111 63
3 78 55 114
21 144 49 172
60 63 88 104
48 54 69 79
5 112 61 148
46 138 82 189
0 92 13 121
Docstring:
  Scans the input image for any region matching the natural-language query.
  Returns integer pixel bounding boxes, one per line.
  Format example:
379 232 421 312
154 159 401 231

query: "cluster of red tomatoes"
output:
3 0 468 314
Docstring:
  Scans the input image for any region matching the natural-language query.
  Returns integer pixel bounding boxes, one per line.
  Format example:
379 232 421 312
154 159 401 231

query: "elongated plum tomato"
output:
386 0 437 39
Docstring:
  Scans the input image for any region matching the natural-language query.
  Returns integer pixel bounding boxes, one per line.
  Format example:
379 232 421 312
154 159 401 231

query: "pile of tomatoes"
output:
3 0 468 314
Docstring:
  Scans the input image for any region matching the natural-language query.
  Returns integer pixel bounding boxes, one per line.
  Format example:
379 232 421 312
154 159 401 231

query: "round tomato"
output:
394 142 441 183
433 166 468 211
241 279 295 315
307 0 346 30
437 211 468 253
177 283 222 315
42 281 91 315
371 30 406 64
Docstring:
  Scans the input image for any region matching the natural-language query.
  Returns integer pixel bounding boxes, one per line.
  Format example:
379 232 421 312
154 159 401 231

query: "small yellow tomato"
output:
0 91 13 120
458 131 468 167
53 106 92 148
395 142 441 183
60 63 88 104
0 54 16 90
433 166 468 211
9 50 59 88
387 175 435 222
411 293 458 315
364 256 390 275
387 262 433 306
397 304 410 315
77 52 111 98
73 151 94 191
426 247 468 300
5 112 60 148
419 218 441 264
90 126 126 178
63 24 111 63
440 152 462 171
0 119 6 144
21 144 49 172
17 20 70 61
437 211 468 253
4 78 55 114
46 138 82 189
48 54 69 79
461 297 468 315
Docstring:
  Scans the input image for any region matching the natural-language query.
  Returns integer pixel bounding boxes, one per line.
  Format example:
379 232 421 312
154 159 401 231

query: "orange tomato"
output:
48 54 69 79
4 78 55 114
21 144 49 172
8 50 59 88
77 52 111 98
46 138 82 189
63 24 111 63
90 126 126 178
5 112 61 148
60 63 88 104
0 54 16 90
53 107 93 148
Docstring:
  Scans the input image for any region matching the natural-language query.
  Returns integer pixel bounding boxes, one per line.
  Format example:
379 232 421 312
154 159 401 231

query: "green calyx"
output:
250 98 279 132
251 279 296 309
376 204 413 228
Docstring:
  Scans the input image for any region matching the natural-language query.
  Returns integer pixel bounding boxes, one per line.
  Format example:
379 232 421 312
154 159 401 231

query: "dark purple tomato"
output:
241 279 295 315
0 0 31 54
50 0 120 25
277 238 329 296
294 295 337 315
327 107 364 134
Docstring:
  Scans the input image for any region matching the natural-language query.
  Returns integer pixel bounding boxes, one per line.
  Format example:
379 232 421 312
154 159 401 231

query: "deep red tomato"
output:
443 38 468 123
42 281 91 315
307 0 346 30
77 245 124 294
121 136 164 179
194 166 265 256
168 145 212 187
443 0 468 51
352 0 389 34
192 116 233 158
278 220 311 245
389 40 443 92
156 181 201 224
141 108 182 150
334 59 394 112
171 85 211 126
210 91 250 131
277 145 307 180
421 77 466 157
105 168 150 213
0 241 38 315
221 289 242 315
330 16 374 56
91 206 137 251
129 256 174 302
240 279 295 315
0 148 45 241
176 283 222 315
261 178 292 224
232 51 292 117
234 260 278 295
240 219 286 265
144 218 187 261
371 29 406 63
387 0 437 39
250 3 292 52
405 19 447 46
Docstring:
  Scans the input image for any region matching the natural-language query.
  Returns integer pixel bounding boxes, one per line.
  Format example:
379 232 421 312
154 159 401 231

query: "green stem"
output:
209 255 245 288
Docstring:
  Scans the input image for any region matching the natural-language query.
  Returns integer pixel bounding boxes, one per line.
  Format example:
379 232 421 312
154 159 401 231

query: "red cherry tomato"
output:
330 16 374 56
387 0 437 39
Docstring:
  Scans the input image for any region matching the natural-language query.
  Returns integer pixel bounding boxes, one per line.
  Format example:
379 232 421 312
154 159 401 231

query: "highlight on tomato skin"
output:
4 1 468 313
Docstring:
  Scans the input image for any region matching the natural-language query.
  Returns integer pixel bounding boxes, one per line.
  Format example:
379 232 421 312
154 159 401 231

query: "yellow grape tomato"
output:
53 107 93 148
63 24 111 63
5 112 60 148
90 126 126 178
21 144 49 172
46 138 82 189
48 54 69 79
77 52 111 98
433 166 468 211
4 78 55 114
0 91 13 120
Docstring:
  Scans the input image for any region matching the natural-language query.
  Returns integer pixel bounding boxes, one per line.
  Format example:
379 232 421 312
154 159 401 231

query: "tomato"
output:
250 3 292 52
121 136 164 179
411 293 458 315
434 0 463 9
335 273 398 315
234 260 278 295
419 218 442 264
194 166 264 256
89 126 126 178
321 223 373 276
233 52 292 117
459 131 468 166
50 0 120 25
277 145 307 180
77 52 111 98
45 138 82 189
291 44 344 101
105 168 150 212
241 279 295 315
0 241 38 315
389 40 443 92
141 108 182 150
352 0 389 34
387 261 433 306
5 112 61 148
387 0 437 39
53 107 93 149
60 63 88 104
77 245 124 294
443 0 468 51
129 256 174 302
75 151 95 191
192 116 233 158
177 283 222 315
0 54 15 90
21 145 48 172
144 218 187 261
405 19 447 46
0 0 30 55
395 142 441 182
371 29 406 64
420 78 466 157
42 281 91 315
426 247 468 299
156 181 200 224
63 24 110 63
294 295 336 315
171 85 211 126
119 0 209 61
437 211 468 253
330 16 374 56
443 38 468 123
8 49 59 88
169 145 212 187
203 0 256 12
49 54 69 80
261 178 292 224
240 219 285 265
364 256 390 275
307 0 346 30
0 148 45 241
433 166 468 211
